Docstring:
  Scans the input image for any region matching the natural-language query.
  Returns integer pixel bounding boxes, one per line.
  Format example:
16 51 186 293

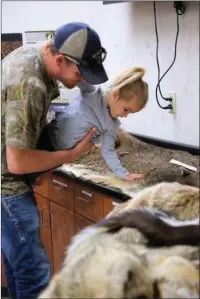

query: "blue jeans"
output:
1 191 51 299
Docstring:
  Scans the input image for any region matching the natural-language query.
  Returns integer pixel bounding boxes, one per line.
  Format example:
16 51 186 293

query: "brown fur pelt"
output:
57 129 199 200
74 129 199 188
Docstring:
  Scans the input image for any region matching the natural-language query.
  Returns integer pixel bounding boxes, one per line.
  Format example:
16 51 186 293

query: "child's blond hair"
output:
108 67 148 109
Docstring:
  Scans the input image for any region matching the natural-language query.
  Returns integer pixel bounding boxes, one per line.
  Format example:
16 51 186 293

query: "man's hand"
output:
6 128 97 175
123 173 144 181
73 128 96 158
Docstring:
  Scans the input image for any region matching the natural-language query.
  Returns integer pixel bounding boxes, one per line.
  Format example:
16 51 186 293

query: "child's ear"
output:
113 88 120 101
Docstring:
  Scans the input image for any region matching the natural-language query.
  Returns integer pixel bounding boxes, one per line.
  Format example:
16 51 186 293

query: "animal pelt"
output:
74 128 199 188
38 206 199 299
57 129 199 200
106 181 199 266
150 256 200 299
105 181 200 298
108 181 199 220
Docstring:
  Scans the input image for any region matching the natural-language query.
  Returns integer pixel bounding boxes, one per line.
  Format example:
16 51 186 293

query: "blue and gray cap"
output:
53 22 108 84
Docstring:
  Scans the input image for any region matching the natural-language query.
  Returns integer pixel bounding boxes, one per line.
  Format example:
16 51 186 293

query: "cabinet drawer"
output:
49 174 74 211
74 184 103 222
75 214 94 233
33 172 50 198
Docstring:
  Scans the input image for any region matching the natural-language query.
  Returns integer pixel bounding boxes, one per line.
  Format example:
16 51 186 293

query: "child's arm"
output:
101 131 144 181
101 131 130 179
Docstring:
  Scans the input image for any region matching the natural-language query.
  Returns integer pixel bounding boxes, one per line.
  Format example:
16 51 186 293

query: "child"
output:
26 67 148 184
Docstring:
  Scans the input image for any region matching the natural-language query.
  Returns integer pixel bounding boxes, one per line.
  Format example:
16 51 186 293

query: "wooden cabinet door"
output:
75 213 94 234
102 196 120 217
35 194 54 274
50 202 75 274
33 172 51 198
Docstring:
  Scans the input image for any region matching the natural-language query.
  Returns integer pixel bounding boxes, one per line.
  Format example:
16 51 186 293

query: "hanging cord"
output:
174 1 185 15
153 1 185 110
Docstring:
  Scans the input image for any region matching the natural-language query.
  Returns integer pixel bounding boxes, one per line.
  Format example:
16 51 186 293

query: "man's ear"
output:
55 54 65 67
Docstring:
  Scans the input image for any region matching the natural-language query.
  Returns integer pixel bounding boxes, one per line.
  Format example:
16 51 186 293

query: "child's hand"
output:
123 173 144 181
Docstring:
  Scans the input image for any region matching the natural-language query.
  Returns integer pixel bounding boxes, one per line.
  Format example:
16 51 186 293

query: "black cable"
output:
153 1 185 110
154 2 167 102
174 1 185 15
154 2 172 109
155 5 179 104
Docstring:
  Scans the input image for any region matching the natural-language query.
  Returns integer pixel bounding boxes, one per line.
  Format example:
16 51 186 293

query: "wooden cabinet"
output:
35 178 76 275
1 171 123 286
34 174 76 275
75 213 94 233
50 202 75 274
74 184 104 222
49 174 74 211
102 196 120 217
34 175 123 276
33 172 51 198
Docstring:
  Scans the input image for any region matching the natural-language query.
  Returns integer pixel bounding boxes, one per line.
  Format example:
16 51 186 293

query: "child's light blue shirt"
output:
48 82 129 179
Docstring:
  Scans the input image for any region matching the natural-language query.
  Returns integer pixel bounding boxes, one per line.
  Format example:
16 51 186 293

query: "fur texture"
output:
74 129 199 188
39 230 155 298
38 183 200 299
108 181 199 220
151 256 199 299
57 129 199 201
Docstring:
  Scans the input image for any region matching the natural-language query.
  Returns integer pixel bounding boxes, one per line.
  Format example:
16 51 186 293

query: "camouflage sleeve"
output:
5 77 46 149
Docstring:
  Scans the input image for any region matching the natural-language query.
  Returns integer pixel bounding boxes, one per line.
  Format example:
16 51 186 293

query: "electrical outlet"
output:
168 92 176 114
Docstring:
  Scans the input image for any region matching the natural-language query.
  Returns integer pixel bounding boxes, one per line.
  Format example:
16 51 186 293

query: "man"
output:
1 22 108 299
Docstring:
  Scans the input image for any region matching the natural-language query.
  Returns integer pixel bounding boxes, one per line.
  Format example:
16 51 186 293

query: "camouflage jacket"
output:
1 45 59 195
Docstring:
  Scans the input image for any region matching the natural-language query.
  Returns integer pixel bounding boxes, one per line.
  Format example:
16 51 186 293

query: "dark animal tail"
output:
95 207 200 247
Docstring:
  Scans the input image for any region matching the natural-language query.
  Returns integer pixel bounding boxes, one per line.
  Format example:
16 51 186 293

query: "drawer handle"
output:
112 201 120 206
53 185 65 191
81 190 92 197
78 196 94 204
34 177 41 186
41 208 48 227
49 211 56 231
53 179 68 190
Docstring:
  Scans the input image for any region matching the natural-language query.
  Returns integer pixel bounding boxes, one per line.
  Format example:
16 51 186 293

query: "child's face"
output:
109 95 142 118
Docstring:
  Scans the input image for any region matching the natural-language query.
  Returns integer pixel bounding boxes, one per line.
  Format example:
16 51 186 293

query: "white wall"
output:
2 1 199 147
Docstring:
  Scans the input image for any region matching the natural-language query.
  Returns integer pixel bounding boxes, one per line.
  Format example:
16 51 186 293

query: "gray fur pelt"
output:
39 182 199 299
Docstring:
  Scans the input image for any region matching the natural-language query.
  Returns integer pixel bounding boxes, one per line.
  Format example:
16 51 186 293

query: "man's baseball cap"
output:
53 22 108 84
